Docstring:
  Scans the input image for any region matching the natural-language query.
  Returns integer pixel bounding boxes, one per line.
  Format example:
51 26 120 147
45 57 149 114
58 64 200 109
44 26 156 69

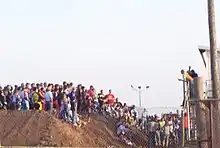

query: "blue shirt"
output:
45 91 53 102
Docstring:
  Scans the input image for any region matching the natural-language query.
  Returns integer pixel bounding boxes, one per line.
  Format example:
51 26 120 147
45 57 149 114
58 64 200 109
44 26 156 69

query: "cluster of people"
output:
147 114 181 148
0 81 149 145
0 81 182 147
0 82 143 126
0 82 120 126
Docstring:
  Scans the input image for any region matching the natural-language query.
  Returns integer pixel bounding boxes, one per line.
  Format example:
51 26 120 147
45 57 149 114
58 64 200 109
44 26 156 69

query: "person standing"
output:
44 84 53 114
147 117 158 148
141 108 148 131
75 84 82 113
98 90 105 112
70 88 78 127
163 121 170 148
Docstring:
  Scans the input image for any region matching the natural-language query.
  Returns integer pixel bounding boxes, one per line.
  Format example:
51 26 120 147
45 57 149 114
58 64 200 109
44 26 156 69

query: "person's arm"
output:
136 110 139 118
49 92 53 102
104 95 108 102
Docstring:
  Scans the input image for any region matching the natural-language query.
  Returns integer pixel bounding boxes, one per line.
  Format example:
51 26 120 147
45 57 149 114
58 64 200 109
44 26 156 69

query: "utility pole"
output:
131 85 150 107
207 0 220 147
180 69 186 147
138 86 142 107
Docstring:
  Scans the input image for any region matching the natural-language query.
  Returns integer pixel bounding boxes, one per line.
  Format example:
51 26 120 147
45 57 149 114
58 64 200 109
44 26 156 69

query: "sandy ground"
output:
0 110 147 147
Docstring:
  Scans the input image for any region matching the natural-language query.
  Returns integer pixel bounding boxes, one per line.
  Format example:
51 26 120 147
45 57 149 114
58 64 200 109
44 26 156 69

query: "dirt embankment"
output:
0 110 147 147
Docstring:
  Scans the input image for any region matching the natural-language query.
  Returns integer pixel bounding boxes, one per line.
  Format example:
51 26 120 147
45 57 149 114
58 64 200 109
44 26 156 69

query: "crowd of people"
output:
0 82 126 125
146 114 181 148
0 81 182 147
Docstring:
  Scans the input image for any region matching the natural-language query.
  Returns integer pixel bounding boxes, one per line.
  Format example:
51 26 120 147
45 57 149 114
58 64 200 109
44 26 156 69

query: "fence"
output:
181 77 220 148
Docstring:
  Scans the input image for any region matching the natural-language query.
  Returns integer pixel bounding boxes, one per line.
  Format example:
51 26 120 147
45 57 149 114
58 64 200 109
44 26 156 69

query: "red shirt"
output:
106 94 115 105
88 89 95 98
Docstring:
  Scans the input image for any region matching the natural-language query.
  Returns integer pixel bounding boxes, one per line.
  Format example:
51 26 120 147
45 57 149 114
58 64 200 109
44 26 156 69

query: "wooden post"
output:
181 109 185 147
207 0 220 147
194 77 210 148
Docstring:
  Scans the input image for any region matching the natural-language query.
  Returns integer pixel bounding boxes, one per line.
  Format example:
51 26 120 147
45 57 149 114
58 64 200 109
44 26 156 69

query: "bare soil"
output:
0 110 147 147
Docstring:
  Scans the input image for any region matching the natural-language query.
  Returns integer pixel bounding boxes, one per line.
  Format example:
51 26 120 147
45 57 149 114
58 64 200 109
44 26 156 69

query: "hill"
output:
0 110 147 147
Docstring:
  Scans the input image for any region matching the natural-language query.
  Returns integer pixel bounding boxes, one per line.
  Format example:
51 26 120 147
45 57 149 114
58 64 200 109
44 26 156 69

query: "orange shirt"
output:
184 116 192 128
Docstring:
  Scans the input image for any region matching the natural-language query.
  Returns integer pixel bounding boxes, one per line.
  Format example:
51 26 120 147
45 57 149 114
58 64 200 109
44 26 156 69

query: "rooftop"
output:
198 45 220 68
198 45 220 52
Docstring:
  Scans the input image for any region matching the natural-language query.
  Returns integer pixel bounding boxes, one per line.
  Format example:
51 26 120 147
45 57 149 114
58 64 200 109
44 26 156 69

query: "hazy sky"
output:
0 0 219 109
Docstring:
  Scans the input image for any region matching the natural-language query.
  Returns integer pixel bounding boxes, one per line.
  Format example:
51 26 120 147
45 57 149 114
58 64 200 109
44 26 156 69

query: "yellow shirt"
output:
159 121 165 128
38 102 43 110
33 92 39 103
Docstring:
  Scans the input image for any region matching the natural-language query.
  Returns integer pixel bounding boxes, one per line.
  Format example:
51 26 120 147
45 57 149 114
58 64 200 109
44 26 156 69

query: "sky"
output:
0 0 219 110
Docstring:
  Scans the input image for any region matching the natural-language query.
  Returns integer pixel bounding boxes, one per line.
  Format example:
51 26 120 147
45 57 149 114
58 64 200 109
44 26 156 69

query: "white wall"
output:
202 50 220 98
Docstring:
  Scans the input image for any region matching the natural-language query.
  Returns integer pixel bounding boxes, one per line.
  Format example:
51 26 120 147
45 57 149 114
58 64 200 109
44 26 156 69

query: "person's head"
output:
77 84 82 89
24 87 29 92
32 87 37 92
47 84 53 91
109 89 112 94
90 85 94 90
72 87 75 92
31 83 35 88
116 98 118 102
191 70 195 73
36 83 40 88
43 82 47 88
14 85 18 90
21 83 24 88
39 83 43 87
17 86 21 91
100 90 103 94
26 83 31 89
40 87 44 92
63 81 67 86
59 87 63 92
55 84 59 91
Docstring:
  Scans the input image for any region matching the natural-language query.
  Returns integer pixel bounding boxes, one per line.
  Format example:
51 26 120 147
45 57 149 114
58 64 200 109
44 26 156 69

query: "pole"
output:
208 0 219 98
187 100 191 141
194 77 210 148
181 72 185 147
181 109 185 147
186 82 191 141
139 90 142 107
208 0 220 147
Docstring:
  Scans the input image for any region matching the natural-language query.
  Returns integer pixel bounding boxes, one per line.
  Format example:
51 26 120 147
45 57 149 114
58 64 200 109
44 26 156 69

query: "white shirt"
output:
131 109 138 118
168 120 173 133
142 111 148 119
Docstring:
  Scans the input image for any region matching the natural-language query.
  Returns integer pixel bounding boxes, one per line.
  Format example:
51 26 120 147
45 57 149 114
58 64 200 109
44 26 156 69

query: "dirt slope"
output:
0 110 147 147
